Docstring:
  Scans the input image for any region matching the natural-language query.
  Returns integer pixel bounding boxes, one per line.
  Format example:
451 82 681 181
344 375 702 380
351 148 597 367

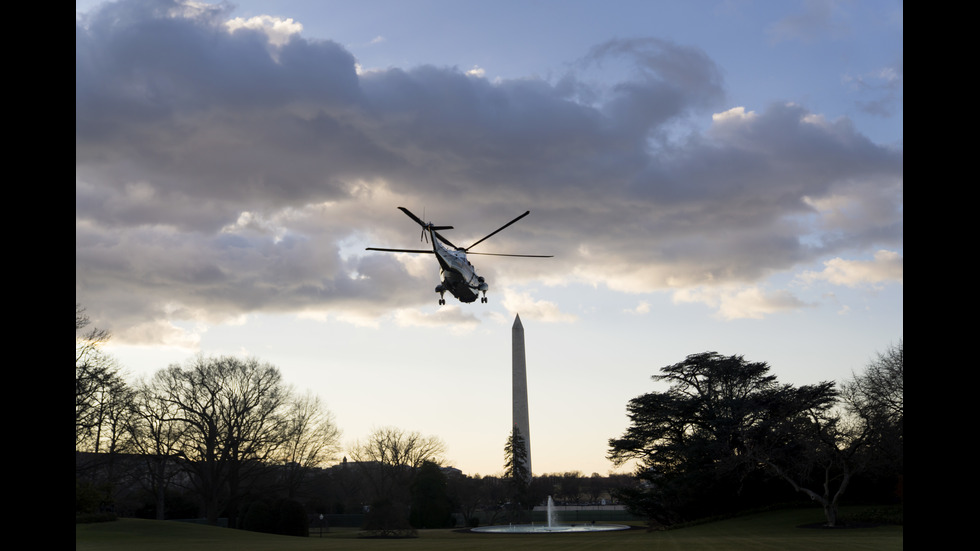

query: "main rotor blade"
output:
397 207 453 230
466 252 553 257
398 206 456 247
365 247 434 254
465 210 531 251
398 206 426 228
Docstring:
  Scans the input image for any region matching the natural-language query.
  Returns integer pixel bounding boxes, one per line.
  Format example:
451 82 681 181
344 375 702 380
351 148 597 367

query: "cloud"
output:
225 15 303 48
767 0 850 44
393 306 481 333
114 318 203 349
501 290 578 323
843 59 904 118
76 0 902 342
798 250 903 288
673 285 812 320
624 301 651 315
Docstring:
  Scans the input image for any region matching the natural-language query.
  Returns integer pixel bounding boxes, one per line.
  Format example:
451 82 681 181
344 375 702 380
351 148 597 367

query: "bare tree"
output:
841 340 903 438
840 340 903 490
275 391 342 498
348 426 446 509
126 375 188 519
350 426 446 470
158 356 291 525
76 304 127 450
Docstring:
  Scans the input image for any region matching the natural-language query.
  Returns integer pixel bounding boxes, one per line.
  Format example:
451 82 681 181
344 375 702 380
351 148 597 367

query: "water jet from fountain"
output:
470 496 630 534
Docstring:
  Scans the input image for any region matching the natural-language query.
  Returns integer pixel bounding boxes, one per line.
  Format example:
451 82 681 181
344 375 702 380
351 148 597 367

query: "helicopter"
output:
366 207 552 305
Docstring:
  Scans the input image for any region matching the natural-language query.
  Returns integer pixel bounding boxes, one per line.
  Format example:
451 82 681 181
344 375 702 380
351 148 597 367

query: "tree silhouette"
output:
609 352 838 525
503 426 530 515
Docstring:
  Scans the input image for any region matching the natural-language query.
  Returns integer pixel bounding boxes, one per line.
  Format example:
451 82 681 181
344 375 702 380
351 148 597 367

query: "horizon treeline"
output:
77 304 901 529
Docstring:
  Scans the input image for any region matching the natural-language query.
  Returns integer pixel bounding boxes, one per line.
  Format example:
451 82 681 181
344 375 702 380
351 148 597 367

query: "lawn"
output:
76 507 902 551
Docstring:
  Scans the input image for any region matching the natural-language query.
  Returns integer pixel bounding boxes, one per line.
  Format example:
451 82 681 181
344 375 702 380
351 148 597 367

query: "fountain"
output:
470 496 631 533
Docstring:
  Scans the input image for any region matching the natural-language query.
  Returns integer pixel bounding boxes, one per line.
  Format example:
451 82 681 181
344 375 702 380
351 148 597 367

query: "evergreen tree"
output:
503 426 530 514
609 352 838 525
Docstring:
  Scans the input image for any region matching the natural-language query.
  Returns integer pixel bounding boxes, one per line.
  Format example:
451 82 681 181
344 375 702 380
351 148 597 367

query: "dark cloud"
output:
75 0 902 342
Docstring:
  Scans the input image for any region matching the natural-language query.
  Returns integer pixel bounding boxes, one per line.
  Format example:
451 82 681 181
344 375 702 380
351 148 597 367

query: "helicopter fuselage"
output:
430 230 488 303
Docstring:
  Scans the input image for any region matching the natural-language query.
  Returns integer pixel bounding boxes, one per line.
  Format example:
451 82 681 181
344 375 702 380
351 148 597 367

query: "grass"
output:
76 507 903 551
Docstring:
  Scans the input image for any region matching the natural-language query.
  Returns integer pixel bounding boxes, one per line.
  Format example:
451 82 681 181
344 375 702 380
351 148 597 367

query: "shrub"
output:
242 501 276 534
76 479 103 515
242 498 310 537
276 499 309 537
360 498 417 538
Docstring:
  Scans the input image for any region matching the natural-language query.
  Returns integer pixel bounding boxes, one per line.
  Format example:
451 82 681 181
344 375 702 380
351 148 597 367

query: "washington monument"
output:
512 314 531 476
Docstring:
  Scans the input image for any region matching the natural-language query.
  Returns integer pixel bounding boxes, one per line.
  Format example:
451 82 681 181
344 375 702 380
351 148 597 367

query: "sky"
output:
76 0 903 477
